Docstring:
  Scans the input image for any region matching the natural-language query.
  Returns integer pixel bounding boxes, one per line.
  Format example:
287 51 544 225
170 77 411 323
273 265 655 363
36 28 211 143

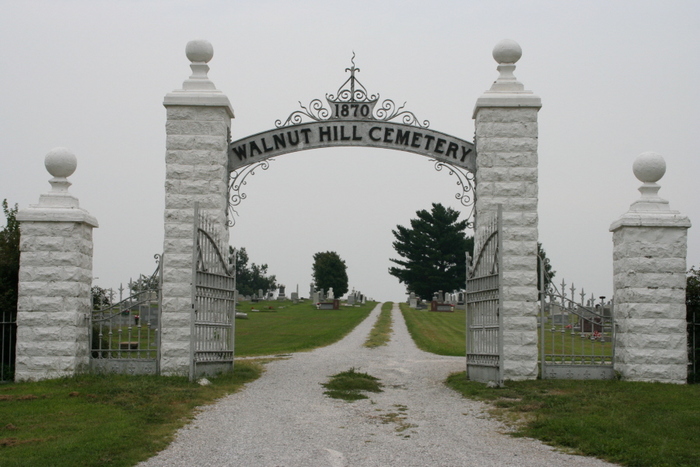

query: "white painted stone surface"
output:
473 40 541 381
15 148 97 381
610 152 691 384
161 40 233 375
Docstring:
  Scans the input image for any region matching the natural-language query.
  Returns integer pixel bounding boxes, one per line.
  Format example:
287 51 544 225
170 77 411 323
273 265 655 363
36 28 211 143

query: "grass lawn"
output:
446 374 700 467
0 361 262 467
399 302 465 356
235 300 376 356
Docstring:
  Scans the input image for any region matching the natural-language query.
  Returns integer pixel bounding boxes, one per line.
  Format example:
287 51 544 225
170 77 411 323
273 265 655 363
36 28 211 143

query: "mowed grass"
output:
235 300 377 356
446 375 700 467
0 361 262 467
399 302 465 356
364 302 393 348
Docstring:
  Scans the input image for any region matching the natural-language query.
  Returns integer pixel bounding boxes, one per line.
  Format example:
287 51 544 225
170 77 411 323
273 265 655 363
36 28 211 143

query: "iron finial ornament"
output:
275 55 428 128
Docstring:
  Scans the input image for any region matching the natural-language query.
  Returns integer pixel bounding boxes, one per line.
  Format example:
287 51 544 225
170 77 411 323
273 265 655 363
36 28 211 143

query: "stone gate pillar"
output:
472 40 541 380
15 148 98 381
161 40 234 375
610 152 691 383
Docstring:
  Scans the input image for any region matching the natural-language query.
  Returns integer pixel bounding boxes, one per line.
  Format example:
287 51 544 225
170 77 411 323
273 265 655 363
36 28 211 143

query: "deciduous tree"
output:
312 251 349 299
0 200 19 317
231 247 278 297
537 242 556 294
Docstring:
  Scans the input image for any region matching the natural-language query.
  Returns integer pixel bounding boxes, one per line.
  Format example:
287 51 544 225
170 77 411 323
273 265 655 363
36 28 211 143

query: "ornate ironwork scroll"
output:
432 160 476 228
276 54 429 129
226 159 272 227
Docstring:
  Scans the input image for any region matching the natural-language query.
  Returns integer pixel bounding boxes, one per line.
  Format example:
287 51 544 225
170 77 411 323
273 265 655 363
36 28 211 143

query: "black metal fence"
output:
689 307 700 384
1 309 16 382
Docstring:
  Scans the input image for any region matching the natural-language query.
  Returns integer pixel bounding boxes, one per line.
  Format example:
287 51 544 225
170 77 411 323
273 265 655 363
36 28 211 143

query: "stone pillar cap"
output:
610 152 690 231
473 39 541 118
163 39 234 118
17 147 98 227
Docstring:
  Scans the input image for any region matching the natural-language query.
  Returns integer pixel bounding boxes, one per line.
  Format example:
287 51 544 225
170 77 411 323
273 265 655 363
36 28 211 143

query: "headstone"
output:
258 289 264 299
409 292 417 309
277 284 286 300
327 288 334 300
291 292 299 304
312 291 320 304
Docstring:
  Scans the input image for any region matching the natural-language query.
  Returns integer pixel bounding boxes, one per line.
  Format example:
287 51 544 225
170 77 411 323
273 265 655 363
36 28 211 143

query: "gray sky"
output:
2 1 698 302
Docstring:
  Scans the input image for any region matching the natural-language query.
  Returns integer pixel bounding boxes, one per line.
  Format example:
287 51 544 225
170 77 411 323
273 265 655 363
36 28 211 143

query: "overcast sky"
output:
1 1 698 302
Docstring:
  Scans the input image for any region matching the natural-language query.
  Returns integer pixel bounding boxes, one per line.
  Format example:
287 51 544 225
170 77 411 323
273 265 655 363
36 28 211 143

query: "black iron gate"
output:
190 203 236 381
466 206 502 385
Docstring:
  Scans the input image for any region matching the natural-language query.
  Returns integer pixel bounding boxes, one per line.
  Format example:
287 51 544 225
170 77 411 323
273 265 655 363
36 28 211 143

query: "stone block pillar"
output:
610 152 691 383
15 148 98 381
160 40 234 375
473 40 541 380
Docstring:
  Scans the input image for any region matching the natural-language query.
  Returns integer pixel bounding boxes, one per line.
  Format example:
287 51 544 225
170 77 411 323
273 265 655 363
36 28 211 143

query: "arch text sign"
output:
228 120 475 172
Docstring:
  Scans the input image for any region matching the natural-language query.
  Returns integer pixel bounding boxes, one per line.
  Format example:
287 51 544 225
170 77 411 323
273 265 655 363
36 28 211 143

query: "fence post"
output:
161 40 234 375
610 152 691 383
15 148 98 381
472 40 542 380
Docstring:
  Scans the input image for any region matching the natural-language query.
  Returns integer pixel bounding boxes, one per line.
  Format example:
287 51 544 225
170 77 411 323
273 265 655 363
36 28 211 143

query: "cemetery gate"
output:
538 256 615 380
466 206 503 385
190 203 236 380
90 255 162 375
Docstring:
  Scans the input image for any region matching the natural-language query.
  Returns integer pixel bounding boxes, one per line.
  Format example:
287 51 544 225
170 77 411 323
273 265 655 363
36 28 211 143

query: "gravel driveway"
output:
140 303 613 466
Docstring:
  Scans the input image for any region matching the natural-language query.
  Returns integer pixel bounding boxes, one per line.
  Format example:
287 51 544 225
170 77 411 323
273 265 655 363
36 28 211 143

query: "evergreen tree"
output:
389 203 473 299
312 251 349 299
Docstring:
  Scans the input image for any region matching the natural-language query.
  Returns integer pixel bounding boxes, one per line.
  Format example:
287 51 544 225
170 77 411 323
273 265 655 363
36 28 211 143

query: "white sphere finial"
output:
186 40 214 63
493 39 522 64
633 152 666 184
45 147 77 179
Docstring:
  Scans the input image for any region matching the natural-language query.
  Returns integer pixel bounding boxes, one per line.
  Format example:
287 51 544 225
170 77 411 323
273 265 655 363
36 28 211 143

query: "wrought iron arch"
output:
227 56 476 227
